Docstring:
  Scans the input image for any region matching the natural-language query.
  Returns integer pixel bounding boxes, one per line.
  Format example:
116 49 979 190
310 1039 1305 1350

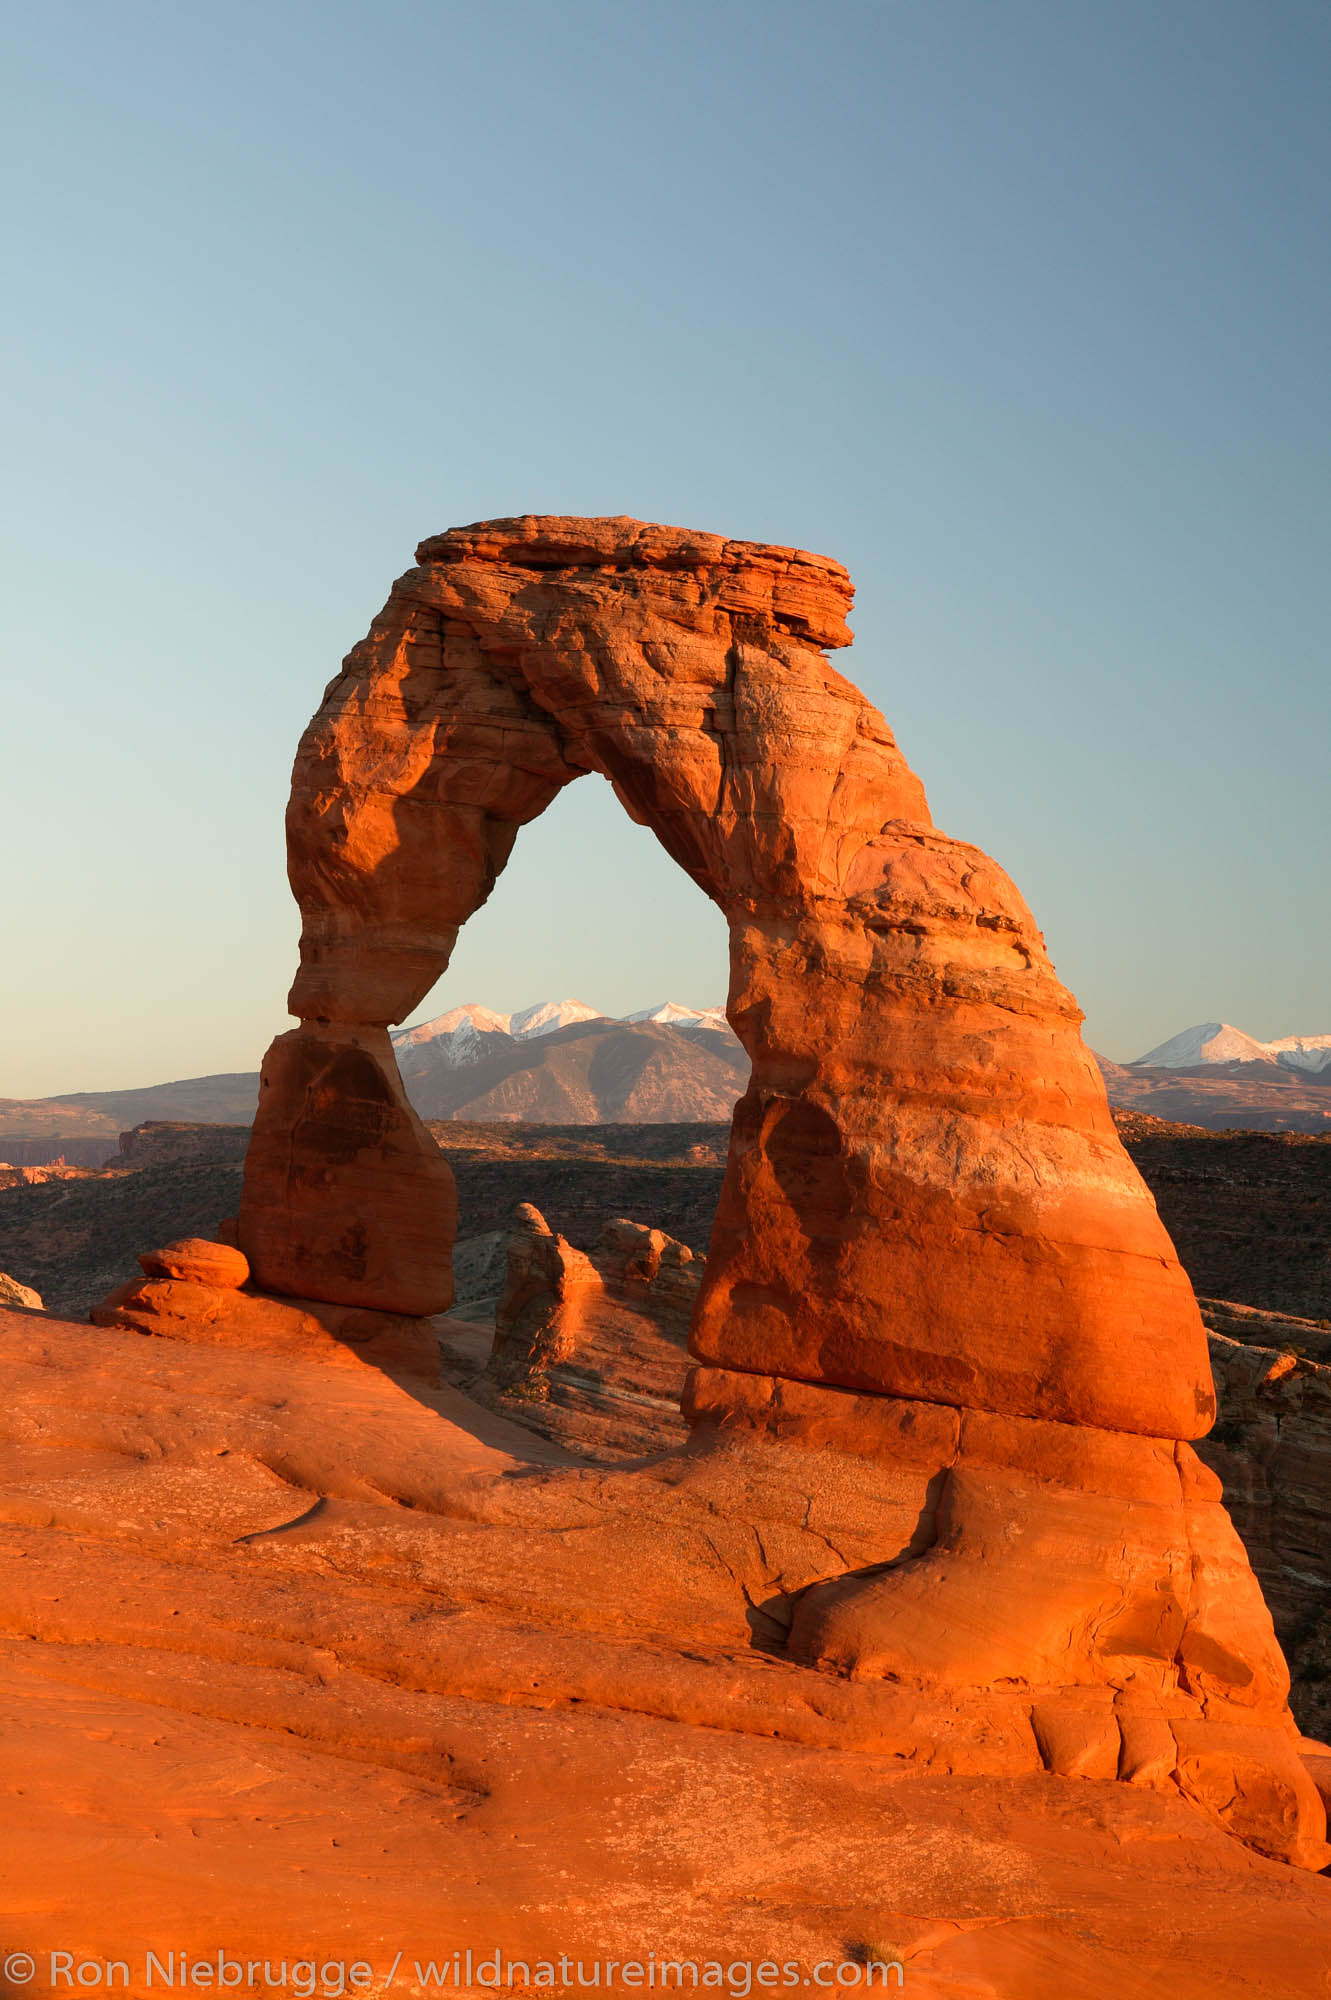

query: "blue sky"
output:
2 0 1327 1095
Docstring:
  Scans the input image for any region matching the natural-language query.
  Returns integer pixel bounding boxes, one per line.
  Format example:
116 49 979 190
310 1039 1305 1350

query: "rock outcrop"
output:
227 516 1324 1867
452 1252 1331 1731
137 1236 251 1289
0 1268 42 1310
92 1238 441 1378
476 1206 699 1455
112 1121 251 1170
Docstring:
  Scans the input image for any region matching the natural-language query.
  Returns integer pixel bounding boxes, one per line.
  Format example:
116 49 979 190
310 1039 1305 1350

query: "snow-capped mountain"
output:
391 999 730 1063
1133 1023 1331 1075
391 1004 512 1066
507 999 608 1040
385 999 743 1123
623 1002 730 1033
391 999 608 1056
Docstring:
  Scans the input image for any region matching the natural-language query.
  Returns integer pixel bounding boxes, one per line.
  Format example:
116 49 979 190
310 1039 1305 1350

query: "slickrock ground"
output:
3 1298 1330 1998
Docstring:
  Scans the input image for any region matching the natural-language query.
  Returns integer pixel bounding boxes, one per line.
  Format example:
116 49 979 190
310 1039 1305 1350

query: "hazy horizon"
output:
4 1 1327 1097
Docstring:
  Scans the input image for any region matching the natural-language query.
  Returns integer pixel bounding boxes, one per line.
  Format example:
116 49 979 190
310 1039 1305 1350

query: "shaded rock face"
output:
233 515 1322 1867
242 1022 457 1315
242 515 1209 1440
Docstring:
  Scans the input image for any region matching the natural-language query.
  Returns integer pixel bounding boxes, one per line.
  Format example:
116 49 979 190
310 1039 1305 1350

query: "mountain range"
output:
389 1002 742 1123
1099 1019 1331 1133
0 1002 745 1160
1134 1022 1331 1076
2 1008 1327 1164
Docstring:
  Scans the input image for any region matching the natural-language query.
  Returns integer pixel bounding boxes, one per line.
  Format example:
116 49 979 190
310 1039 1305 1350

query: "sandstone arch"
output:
233 517 1327 1867
240 514 1209 1439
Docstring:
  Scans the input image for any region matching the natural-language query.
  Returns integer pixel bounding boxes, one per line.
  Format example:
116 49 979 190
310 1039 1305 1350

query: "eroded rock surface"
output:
460 1256 1331 1743
242 1023 456 1314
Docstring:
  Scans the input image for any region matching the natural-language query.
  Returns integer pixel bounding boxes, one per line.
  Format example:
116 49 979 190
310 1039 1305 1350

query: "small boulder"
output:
0 1270 43 1312
138 1238 250 1290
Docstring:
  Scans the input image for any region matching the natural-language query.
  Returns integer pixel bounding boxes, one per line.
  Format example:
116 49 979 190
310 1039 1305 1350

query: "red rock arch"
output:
239 516 1211 1442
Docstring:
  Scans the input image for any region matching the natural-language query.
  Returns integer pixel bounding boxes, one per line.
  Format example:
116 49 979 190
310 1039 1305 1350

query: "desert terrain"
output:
4 516 1329 2000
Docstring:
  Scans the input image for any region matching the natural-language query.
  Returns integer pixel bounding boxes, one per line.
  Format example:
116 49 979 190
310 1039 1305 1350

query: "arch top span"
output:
286 514 927 1031
243 513 1212 1446
412 514 857 650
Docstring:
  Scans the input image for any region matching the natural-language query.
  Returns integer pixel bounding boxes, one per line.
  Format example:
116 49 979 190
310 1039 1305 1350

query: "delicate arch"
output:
240 516 1212 1441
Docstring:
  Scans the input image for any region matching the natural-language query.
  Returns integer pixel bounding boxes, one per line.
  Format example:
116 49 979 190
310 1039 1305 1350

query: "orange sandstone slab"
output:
138 1237 250 1288
1 1304 1329 1996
